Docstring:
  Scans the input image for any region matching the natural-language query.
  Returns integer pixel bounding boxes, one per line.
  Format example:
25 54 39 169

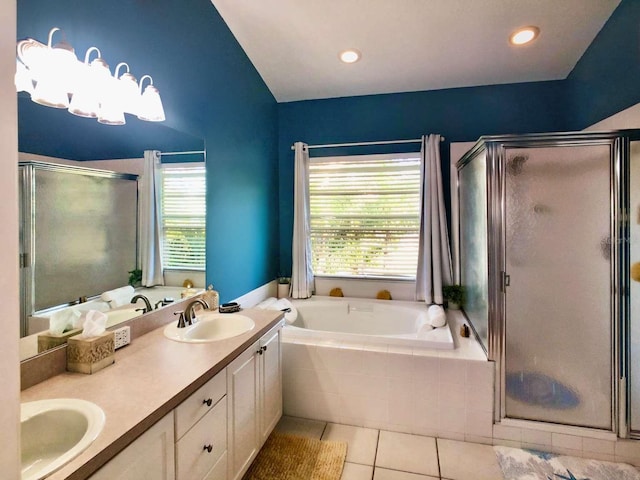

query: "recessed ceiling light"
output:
509 26 540 46
339 49 361 64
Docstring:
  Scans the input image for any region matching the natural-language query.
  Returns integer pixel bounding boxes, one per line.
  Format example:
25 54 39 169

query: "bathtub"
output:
285 296 454 349
281 295 493 437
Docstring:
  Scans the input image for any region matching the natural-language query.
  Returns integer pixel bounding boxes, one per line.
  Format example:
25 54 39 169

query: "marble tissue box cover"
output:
67 331 115 374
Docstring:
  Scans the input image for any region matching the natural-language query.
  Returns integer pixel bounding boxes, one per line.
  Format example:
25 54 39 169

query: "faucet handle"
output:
174 311 186 328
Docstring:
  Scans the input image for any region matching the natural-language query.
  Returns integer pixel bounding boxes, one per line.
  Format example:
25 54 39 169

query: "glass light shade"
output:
138 84 165 122
68 88 99 117
31 77 69 108
50 41 79 93
119 72 141 115
15 60 34 94
98 104 126 125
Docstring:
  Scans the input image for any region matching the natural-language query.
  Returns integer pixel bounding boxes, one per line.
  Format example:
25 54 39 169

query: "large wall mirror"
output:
17 99 205 363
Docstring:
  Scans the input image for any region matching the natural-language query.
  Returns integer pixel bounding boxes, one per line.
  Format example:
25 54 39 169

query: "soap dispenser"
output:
204 285 220 311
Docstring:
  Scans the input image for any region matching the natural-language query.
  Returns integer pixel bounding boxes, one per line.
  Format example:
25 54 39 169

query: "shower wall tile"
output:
493 424 522 442
521 428 552 446
552 433 583 450
615 439 640 463
583 437 615 455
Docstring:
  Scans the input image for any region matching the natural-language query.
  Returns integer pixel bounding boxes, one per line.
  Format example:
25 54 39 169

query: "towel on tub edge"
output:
100 285 135 308
256 297 297 324
427 304 447 328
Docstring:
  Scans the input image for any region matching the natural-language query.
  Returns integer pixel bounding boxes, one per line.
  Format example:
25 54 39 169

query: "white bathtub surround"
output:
282 309 494 441
288 296 453 349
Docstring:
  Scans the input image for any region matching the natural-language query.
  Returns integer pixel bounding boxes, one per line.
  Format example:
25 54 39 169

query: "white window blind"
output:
160 163 206 270
309 153 421 278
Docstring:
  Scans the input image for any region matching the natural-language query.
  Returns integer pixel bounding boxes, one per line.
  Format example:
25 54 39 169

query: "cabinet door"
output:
259 328 282 445
89 412 175 480
227 341 260 480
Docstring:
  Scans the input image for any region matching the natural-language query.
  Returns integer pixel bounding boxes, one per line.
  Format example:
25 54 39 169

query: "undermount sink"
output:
21 398 105 480
164 312 255 343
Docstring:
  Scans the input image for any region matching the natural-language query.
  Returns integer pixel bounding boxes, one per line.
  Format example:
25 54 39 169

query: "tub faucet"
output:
184 298 209 325
131 294 152 314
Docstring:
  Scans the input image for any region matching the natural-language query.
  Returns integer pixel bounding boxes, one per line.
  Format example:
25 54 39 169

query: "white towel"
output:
428 304 447 328
100 285 135 308
256 297 298 324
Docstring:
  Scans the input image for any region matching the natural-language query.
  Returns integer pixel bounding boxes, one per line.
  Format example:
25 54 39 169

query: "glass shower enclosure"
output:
457 131 637 434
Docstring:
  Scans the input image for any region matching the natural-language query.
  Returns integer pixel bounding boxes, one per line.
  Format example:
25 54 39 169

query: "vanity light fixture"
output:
339 49 361 64
137 75 166 122
509 26 540 46
16 27 166 125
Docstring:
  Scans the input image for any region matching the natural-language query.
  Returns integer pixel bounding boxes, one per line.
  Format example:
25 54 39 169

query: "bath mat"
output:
494 445 640 480
244 431 347 480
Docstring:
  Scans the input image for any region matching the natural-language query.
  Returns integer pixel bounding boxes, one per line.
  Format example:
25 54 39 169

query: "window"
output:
160 163 206 270
309 153 421 278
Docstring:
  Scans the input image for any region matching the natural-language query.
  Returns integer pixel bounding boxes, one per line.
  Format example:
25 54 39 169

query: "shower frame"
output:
455 130 640 437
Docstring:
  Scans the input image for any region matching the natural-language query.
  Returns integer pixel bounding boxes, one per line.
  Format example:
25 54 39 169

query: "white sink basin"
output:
21 398 105 480
164 312 255 343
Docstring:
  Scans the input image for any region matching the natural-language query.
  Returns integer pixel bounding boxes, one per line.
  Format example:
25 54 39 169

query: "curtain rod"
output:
290 136 444 150
160 150 206 156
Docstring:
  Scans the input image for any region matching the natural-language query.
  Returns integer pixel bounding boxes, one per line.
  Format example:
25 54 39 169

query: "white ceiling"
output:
211 0 621 103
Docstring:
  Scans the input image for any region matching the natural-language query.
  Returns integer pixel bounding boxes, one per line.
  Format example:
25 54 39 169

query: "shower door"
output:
503 143 614 429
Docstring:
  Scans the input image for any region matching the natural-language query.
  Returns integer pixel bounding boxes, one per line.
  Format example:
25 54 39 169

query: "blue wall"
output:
18 0 280 301
277 81 568 274
566 0 640 130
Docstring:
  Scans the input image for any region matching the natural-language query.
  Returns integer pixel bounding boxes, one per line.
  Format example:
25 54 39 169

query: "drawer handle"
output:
257 349 263 355
262 345 268 352
203 444 213 453
203 398 213 407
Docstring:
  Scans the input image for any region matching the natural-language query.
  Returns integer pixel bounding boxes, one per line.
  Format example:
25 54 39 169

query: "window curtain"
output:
290 141 314 298
139 150 164 286
416 134 452 304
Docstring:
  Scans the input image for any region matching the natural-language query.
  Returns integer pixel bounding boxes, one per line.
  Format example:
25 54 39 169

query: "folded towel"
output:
256 297 298 324
100 285 135 308
428 304 447 328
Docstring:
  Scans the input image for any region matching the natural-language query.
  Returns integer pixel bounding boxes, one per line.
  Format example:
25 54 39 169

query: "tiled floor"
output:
275 416 504 480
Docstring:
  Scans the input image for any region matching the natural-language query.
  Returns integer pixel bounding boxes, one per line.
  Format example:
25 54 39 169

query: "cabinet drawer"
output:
175 369 226 439
176 397 227 480
203 451 227 480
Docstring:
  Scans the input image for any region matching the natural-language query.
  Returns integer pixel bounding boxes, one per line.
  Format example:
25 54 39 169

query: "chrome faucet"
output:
131 294 152 314
184 298 209 326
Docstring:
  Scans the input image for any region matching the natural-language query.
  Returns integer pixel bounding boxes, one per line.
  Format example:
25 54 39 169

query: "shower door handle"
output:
502 271 510 292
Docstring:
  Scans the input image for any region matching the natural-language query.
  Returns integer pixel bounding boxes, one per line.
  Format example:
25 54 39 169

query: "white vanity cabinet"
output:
227 322 283 480
89 371 227 480
175 371 227 480
89 412 176 480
